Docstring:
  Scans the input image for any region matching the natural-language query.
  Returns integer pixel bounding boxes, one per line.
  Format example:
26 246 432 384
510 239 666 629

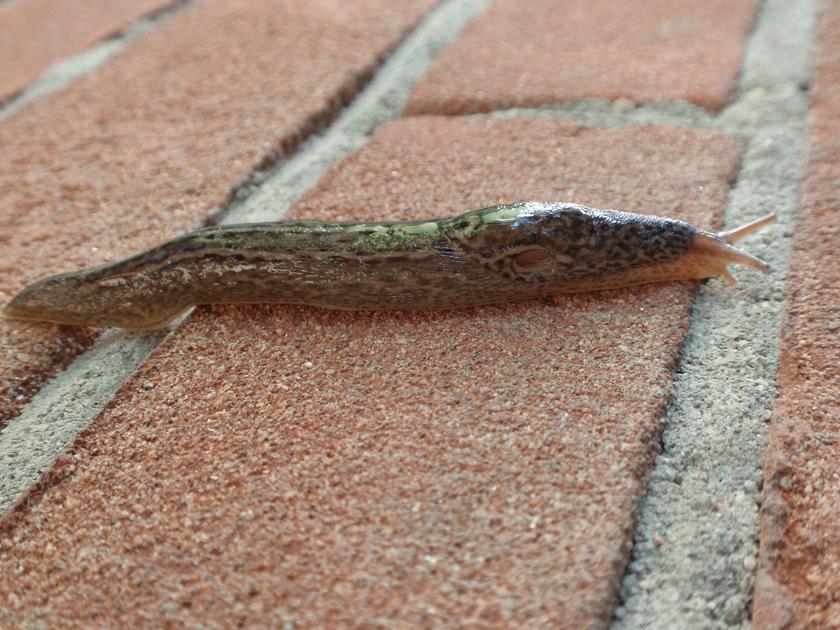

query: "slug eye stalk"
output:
720 213 777 244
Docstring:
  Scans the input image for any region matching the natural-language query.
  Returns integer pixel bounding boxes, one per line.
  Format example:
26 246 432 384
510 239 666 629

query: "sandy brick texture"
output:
0 0 437 425
753 1 840 627
0 117 743 627
0 0 175 101
406 0 759 115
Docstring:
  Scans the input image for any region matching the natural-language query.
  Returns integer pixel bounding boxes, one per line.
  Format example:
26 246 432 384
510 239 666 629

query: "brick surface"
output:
0 0 437 424
406 0 758 115
753 3 840 628
0 0 174 101
0 118 742 627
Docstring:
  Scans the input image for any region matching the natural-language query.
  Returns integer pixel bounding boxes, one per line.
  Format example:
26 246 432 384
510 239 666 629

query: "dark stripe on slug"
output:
132 244 195 269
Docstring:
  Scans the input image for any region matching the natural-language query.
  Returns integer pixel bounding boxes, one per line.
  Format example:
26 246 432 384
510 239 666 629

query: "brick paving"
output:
0 0 436 424
753 1 840 626
0 118 741 626
406 0 758 115
0 0 837 627
0 0 174 101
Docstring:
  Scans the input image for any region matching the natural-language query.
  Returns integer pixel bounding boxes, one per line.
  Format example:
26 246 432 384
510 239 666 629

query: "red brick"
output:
0 0 174 101
406 0 758 115
753 3 840 627
0 118 742 627
0 0 437 424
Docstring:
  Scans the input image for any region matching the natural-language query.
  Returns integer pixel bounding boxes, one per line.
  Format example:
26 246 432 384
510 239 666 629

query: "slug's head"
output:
686 214 775 285
471 203 775 293
4 266 185 330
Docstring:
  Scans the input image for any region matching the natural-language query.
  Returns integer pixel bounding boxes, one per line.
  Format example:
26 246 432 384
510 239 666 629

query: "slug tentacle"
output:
720 213 777 244
3 203 776 330
691 231 771 273
684 214 776 287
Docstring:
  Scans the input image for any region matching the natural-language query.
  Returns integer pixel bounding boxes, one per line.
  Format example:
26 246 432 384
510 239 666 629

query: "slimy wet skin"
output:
3 202 774 330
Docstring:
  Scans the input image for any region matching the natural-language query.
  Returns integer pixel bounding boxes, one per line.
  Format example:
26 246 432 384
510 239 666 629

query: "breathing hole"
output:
513 247 554 272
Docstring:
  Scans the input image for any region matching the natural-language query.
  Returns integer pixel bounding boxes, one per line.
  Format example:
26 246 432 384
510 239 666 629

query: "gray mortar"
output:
484 1 817 626
490 98 715 129
611 0 817 627
0 0 491 513
486 1 815 623
0 331 163 513
221 0 492 223
0 0 197 123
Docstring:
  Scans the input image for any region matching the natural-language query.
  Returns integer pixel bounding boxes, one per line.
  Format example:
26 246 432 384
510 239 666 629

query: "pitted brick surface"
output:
0 0 173 101
406 0 758 114
0 118 742 627
0 0 437 424
753 3 840 628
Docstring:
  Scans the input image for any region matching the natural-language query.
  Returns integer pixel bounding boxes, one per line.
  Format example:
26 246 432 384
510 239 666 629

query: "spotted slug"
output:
3 202 774 331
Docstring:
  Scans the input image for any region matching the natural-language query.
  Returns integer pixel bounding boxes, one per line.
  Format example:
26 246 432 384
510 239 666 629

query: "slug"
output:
3 202 775 331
